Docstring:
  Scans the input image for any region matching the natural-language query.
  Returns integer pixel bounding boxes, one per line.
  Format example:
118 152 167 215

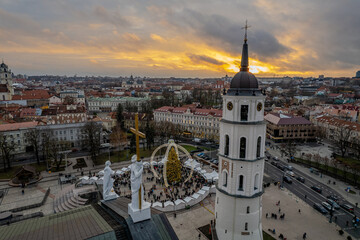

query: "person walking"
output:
303 232 307 239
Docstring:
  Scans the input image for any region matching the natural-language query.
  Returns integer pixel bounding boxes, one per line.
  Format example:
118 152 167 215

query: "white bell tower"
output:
215 22 266 240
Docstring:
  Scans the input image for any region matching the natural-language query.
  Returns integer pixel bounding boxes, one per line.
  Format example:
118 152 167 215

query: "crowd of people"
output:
112 164 210 207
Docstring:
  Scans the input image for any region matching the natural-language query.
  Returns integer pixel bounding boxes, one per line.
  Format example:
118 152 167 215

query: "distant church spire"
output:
240 20 250 72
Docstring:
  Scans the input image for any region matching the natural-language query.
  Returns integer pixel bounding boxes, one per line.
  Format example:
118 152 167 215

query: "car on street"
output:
271 161 277 166
326 195 339 202
321 202 332 211
277 165 285 171
340 203 354 213
313 203 328 214
296 176 305 183
285 171 295 177
311 186 322 194
210 159 217 163
309 168 320 175
283 176 292 184
197 153 204 157
326 199 340 210
213 160 219 165
285 165 293 171
273 156 279 161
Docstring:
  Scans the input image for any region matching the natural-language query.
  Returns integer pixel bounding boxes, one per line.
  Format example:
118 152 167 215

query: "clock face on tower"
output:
227 102 233 111
257 102 263 111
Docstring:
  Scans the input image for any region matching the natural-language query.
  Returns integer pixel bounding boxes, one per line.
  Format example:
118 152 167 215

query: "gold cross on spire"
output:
242 20 251 43
130 113 146 162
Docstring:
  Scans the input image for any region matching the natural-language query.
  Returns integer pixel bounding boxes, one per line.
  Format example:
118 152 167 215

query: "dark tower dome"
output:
227 22 261 96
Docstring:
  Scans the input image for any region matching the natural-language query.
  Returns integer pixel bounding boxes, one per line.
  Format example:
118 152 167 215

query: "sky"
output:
0 0 359 78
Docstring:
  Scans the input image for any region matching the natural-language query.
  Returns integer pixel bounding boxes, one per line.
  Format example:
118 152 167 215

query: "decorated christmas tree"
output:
166 146 182 184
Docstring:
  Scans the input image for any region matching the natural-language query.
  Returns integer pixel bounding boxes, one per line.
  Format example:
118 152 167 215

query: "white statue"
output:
103 160 118 201
128 155 151 222
130 155 144 209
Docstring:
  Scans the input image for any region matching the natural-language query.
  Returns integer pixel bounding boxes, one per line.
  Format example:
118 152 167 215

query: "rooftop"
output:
0 206 115 240
265 113 312 125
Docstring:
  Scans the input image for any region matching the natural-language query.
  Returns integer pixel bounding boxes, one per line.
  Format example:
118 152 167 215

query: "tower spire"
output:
240 20 250 72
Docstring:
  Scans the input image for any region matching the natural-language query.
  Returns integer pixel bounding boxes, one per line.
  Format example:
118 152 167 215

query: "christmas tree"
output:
166 146 182 184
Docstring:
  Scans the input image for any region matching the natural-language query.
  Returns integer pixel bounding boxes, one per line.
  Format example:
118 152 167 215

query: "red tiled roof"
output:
265 113 312 125
315 116 360 132
0 121 38 132
154 106 222 117
12 90 50 100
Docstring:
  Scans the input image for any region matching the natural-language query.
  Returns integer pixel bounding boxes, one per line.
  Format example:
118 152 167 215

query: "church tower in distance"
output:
215 22 266 240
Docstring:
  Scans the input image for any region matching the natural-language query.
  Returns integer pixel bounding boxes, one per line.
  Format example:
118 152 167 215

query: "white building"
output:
87 97 149 113
0 122 38 154
154 106 222 140
215 33 266 240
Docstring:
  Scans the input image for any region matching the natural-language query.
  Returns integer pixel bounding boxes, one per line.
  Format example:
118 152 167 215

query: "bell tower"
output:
215 22 266 240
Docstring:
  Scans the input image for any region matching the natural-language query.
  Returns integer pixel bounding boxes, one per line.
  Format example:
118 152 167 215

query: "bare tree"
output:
331 159 339 178
350 165 359 186
351 137 360 162
0 133 16 171
336 125 352 157
82 121 102 164
322 156 330 174
313 153 322 168
110 126 127 160
281 140 297 161
26 128 41 164
48 140 71 171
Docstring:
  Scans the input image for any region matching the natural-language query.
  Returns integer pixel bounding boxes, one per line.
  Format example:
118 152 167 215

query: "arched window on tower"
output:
241 105 249 121
223 171 228 187
256 136 262 158
245 222 248 231
246 206 250 214
254 173 259 191
238 175 244 191
224 135 229 156
240 137 246 158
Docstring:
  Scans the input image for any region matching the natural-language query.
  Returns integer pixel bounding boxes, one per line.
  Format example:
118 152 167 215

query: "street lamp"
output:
329 203 335 223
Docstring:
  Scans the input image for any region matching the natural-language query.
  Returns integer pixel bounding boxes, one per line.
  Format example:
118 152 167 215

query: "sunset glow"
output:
0 1 359 77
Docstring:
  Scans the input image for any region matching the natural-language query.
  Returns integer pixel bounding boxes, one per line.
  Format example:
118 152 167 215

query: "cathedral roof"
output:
227 22 261 96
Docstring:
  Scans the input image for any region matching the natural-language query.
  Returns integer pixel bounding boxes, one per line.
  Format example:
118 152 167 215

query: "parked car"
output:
285 165 293 171
340 203 354 213
326 195 339 202
296 176 305 183
313 203 328 214
197 153 205 157
212 160 219 165
326 199 340 210
283 176 292 184
271 161 277 166
285 171 295 177
311 186 322 194
277 165 285 171
309 168 320 175
321 202 332 211
210 159 217 163
273 156 279 161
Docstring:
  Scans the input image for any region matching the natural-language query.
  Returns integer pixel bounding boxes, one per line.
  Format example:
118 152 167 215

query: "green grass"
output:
335 155 360 169
0 163 47 180
180 145 197 152
263 231 276 240
294 157 360 186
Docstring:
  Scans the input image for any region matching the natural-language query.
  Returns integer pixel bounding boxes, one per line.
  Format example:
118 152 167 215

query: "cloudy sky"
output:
0 0 359 77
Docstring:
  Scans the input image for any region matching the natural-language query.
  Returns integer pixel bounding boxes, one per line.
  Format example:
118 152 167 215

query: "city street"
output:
265 161 360 238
